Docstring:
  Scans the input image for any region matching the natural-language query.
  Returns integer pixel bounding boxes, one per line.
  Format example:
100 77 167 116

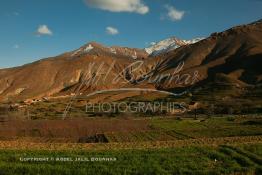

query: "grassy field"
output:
0 144 261 175
105 115 262 142
149 116 262 138
1 115 261 143
0 115 262 174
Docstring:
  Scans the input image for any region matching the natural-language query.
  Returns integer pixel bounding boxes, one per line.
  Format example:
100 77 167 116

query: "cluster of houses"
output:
8 97 49 110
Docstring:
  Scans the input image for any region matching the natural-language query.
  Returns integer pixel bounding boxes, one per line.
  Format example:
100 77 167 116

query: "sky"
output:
0 0 261 68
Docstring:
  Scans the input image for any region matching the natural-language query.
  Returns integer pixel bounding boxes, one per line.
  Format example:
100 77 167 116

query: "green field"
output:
105 116 262 142
0 115 262 174
0 144 261 175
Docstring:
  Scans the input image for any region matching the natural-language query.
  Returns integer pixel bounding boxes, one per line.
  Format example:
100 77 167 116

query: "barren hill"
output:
0 20 261 102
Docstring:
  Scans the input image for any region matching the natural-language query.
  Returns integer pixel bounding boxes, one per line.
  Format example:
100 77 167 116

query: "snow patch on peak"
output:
145 37 204 56
145 37 183 55
83 44 94 53
71 49 82 56
71 44 94 56
182 38 204 44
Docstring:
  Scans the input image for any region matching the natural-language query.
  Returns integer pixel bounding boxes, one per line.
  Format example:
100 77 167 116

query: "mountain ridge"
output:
145 37 204 56
0 20 261 102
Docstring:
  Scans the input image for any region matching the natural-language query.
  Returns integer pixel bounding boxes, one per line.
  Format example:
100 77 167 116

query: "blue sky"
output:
0 0 262 68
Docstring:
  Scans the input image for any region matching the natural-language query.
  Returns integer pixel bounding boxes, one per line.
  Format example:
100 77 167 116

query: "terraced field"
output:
0 115 262 174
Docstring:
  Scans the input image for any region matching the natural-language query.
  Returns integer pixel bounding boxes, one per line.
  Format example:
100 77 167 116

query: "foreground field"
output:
0 143 261 175
1 115 262 143
0 135 261 151
0 115 261 174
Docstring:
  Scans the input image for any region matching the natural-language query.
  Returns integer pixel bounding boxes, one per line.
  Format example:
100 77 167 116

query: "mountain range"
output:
0 20 261 103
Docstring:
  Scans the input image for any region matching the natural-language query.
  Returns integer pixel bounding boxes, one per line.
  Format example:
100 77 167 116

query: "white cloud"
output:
36 25 53 36
106 26 119 35
85 0 149 14
165 5 185 21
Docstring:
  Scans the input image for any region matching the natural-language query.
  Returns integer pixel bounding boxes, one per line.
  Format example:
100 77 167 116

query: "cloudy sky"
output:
0 0 262 68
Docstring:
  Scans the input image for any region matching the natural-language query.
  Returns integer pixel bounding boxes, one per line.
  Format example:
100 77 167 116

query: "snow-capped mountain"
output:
70 42 148 60
0 20 261 102
145 37 204 56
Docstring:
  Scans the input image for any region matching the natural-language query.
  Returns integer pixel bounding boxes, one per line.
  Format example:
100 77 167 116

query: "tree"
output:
207 104 215 117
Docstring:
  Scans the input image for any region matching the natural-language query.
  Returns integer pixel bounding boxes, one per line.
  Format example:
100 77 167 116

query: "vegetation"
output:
0 144 261 175
1 108 262 174
149 116 262 139
104 116 262 142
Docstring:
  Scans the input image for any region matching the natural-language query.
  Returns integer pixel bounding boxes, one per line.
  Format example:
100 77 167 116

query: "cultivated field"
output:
0 115 262 174
0 143 261 175
0 115 262 143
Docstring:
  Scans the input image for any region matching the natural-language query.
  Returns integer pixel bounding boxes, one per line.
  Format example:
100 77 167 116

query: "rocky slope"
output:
0 20 261 102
